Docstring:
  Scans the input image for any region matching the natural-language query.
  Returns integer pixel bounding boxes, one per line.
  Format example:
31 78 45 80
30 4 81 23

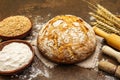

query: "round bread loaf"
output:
0 16 32 40
37 15 96 64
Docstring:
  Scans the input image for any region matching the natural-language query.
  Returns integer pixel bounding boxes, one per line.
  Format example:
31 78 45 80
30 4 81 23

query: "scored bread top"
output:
0 16 32 37
37 15 96 64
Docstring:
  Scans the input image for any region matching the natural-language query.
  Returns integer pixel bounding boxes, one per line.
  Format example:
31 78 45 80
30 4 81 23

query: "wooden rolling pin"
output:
98 60 117 74
102 45 120 63
98 61 120 78
93 27 120 51
115 66 120 78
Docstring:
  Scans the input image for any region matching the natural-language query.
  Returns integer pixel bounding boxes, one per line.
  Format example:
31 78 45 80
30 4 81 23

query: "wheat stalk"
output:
91 4 120 28
82 0 120 35
96 4 120 28
95 25 112 33
97 20 120 35
91 22 111 33
89 12 120 34
89 4 120 35
89 12 114 26
89 12 120 33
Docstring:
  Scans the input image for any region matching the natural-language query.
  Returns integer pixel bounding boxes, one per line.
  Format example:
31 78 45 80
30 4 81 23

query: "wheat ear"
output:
89 12 114 26
96 20 120 35
96 4 120 28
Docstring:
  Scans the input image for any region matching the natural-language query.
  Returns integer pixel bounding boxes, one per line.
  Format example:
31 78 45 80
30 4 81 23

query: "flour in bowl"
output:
0 42 33 71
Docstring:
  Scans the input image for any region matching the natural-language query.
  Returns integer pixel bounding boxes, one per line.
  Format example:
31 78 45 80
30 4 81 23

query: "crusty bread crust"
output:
37 15 96 64
0 16 32 40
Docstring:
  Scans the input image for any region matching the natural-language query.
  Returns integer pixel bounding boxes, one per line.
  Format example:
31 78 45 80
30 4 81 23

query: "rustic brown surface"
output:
0 0 120 80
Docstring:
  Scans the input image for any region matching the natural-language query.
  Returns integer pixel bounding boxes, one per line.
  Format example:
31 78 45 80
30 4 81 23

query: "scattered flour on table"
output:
28 66 49 80
11 64 50 80
26 15 57 68
105 75 118 80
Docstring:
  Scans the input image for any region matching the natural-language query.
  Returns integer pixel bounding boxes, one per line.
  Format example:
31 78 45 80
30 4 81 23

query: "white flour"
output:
0 42 33 71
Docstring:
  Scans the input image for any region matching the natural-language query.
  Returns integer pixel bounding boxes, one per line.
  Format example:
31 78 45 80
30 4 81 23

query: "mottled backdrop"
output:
0 0 120 80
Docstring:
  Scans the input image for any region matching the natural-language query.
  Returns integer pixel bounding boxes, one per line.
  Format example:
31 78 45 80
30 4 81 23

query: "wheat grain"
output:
90 22 97 26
